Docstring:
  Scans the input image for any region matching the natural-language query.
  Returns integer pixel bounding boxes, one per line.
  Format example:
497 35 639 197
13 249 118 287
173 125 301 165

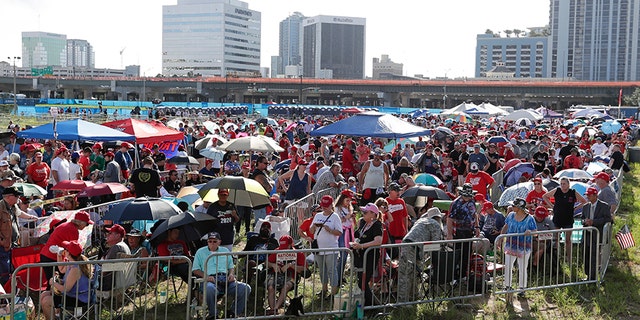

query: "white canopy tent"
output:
501 109 544 121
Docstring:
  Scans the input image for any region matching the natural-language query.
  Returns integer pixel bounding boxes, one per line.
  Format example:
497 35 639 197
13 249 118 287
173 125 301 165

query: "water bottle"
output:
49 245 64 254
159 290 167 303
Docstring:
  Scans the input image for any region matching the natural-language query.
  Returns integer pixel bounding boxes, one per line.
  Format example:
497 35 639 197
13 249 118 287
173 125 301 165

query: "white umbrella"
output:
218 135 284 153
223 122 238 131
203 121 220 133
502 109 543 121
195 134 228 150
514 118 534 127
166 119 184 130
199 147 225 161
575 126 598 137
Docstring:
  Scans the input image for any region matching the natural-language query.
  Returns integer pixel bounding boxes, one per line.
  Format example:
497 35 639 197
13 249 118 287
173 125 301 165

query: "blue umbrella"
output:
569 181 589 196
273 159 291 172
601 120 622 134
498 182 534 207
585 162 608 175
487 136 509 144
411 109 430 118
413 173 443 187
503 162 535 187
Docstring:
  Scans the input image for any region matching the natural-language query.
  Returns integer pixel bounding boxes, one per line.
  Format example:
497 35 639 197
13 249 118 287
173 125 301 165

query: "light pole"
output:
8 56 20 112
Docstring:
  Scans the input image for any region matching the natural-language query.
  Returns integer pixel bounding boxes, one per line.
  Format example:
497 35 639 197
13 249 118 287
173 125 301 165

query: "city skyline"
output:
1 0 549 78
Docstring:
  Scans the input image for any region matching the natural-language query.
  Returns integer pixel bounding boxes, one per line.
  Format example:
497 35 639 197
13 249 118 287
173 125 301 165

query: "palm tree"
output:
513 29 522 37
504 30 513 38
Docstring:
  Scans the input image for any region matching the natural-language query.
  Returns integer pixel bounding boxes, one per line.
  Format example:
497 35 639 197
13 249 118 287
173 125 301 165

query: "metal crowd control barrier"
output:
492 226 600 298
5 255 192 320
283 194 315 242
200 247 355 320
360 238 486 315
314 187 344 203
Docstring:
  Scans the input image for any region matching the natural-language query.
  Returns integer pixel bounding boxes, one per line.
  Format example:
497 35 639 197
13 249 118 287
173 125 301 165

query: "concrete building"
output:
162 0 261 77
302 15 366 79
67 39 95 68
372 54 403 79
22 31 68 68
550 0 640 81
475 33 550 78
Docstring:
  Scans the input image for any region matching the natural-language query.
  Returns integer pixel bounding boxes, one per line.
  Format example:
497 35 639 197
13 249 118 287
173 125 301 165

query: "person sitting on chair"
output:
241 221 278 284
99 224 130 291
265 235 307 315
40 240 92 320
156 228 192 283
192 232 251 319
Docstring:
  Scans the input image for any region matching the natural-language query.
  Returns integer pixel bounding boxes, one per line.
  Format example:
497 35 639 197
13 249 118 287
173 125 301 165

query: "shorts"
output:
265 273 294 290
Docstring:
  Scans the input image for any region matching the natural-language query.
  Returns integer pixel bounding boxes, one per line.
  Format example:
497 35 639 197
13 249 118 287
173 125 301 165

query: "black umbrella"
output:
102 197 182 222
401 185 450 207
167 155 199 165
543 179 559 190
149 212 218 247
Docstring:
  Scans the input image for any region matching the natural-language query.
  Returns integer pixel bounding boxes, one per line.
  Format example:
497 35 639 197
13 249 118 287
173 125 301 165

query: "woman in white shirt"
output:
310 195 343 298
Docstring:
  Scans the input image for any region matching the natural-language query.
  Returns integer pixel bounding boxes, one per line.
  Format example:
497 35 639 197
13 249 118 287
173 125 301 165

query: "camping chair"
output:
96 259 138 318
60 270 98 320
3 244 48 298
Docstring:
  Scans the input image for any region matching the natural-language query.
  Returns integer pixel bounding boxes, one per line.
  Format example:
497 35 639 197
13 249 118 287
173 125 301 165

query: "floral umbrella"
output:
34 211 94 248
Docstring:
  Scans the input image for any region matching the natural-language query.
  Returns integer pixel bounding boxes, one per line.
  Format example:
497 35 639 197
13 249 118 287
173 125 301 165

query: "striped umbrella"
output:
413 173 443 187
553 169 593 181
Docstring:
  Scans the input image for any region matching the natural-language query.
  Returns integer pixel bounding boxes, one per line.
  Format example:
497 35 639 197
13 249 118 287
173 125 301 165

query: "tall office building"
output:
22 32 68 68
276 12 305 76
67 39 95 68
550 0 640 81
162 0 261 77
302 15 366 79
475 33 549 78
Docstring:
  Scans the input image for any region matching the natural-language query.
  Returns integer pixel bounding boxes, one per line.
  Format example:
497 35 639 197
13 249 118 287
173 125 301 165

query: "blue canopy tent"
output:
310 111 431 138
17 119 135 141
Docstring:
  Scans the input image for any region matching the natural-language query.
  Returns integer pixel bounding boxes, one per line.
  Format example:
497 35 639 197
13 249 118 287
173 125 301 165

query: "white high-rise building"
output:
67 39 95 68
162 0 261 77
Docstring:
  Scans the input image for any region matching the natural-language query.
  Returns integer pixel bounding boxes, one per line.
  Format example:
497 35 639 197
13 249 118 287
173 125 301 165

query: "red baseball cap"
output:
586 187 598 196
534 206 549 218
61 240 83 256
341 189 355 199
278 235 294 249
594 172 610 182
105 224 126 237
49 218 67 230
297 159 308 166
482 201 494 212
74 211 94 224
105 151 115 158
320 195 334 208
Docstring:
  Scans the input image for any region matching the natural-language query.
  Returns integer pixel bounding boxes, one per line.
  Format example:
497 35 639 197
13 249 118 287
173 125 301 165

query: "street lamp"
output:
8 56 20 112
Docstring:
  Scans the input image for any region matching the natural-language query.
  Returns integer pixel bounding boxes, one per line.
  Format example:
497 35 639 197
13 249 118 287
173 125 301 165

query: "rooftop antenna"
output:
119 47 126 68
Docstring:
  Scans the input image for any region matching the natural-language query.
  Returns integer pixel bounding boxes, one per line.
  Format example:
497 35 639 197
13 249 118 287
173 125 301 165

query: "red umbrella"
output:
51 180 95 191
76 183 130 198
503 159 522 173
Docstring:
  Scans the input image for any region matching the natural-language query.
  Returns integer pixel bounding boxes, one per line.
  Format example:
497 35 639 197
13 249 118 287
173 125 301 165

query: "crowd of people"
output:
0 110 633 317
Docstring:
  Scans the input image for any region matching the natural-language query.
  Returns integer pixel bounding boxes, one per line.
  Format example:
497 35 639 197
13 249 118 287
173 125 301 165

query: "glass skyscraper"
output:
67 39 95 68
162 0 261 77
22 32 68 68
550 0 640 81
302 15 366 79
277 12 305 75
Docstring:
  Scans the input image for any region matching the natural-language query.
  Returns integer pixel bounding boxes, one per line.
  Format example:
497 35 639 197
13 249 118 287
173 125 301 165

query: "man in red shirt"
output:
563 147 583 169
157 228 191 283
40 211 93 280
26 151 50 188
464 162 495 200
341 139 356 178
525 177 548 210
385 183 409 244
265 235 306 315
78 147 92 179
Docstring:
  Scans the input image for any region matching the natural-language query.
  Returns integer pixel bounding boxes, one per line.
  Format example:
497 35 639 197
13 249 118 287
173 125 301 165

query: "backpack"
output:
467 253 487 293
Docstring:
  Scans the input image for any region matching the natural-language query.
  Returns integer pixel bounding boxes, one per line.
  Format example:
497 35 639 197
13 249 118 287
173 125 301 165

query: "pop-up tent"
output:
17 119 135 141
310 111 431 138
102 118 184 145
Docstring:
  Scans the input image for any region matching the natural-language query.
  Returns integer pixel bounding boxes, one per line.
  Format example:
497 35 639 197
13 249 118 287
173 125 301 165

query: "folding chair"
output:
424 249 460 307
60 272 98 320
96 260 138 318
3 244 48 297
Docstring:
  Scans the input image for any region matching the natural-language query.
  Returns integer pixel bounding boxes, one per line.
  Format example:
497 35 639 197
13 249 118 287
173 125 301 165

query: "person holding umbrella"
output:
207 188 239 252
192 232 251 319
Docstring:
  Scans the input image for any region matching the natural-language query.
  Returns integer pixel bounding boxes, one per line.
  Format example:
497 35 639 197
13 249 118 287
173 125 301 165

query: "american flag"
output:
616 225 636 250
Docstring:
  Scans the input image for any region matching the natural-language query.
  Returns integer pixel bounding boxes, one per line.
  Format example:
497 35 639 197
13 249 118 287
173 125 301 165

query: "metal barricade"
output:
314 187 344 203
492 226 600 298
6 255 192 320
360 238 486 315
283 194 316 242
199 247 355 320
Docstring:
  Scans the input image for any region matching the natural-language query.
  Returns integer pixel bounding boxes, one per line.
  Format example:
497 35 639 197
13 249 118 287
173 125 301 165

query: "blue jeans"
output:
314 253 339 288
204 280 251 317
337 235 347 283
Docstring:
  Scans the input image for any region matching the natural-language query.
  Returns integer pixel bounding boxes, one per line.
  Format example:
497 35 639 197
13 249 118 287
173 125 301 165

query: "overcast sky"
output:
1 0 549 78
